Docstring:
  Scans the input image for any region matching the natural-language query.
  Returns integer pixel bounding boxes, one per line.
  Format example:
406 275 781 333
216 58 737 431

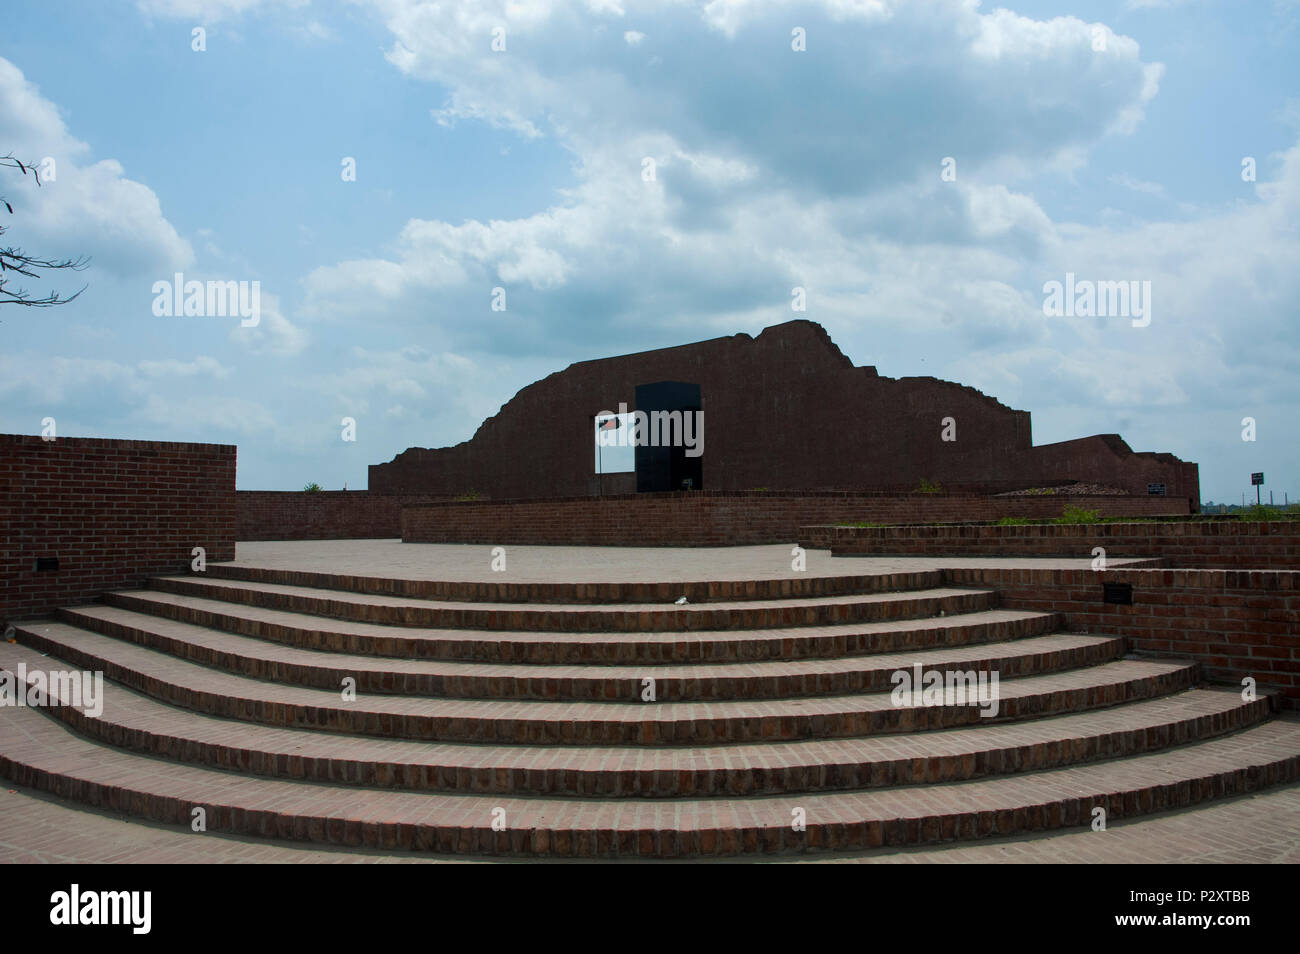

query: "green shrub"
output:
845 520 885 528
915 478 942 495
1055 505 1101 524
996 516 1033 526
1238 504 1282 522
454 490 481 502
302 482 323 493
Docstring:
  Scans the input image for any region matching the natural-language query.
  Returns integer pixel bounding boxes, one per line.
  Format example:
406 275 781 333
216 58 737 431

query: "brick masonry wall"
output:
237 491 460 540
402 492 1187 547
809 520 1300 568
372 320 1199 502
941 566 1300 707
0 434 236 620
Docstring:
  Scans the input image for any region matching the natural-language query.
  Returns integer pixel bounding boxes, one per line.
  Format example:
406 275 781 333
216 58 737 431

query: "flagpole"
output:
595 416 621 497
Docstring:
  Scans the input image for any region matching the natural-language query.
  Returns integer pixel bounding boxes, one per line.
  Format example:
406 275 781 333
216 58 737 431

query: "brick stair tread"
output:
9 621 1191 724
2 700 1297 854
152 579 987 616
208 563 946 603
62 603 1118 686
0 638 1265 779
107 588 1052 657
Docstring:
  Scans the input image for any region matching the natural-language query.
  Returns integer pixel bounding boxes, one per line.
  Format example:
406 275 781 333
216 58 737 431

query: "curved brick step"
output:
58 603 1124 701
207 562 946 605
9 621 1197 744
104 589 1052 663
0 643 1272 796
2 700 1296 857
147 575 997 633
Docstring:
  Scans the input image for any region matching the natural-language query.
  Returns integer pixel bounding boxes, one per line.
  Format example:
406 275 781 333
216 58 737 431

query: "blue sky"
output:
1 0 1297 503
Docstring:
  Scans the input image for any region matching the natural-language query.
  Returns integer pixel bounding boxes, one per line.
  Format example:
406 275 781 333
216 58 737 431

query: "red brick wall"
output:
402 492 1187 547
371 320 1198 502
1020 435 1199 502
811 520 1300 568
237 491 460 540
941 566 1300 707
0 434 236 620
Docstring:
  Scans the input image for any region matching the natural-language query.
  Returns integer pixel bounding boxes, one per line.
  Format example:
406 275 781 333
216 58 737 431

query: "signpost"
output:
1251 472 1264 506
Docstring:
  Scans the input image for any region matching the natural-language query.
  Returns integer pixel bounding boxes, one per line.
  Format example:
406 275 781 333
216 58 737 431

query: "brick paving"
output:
0 655 1271 797
1 699 1297 857
1 541 1296 860
54 604 1120 699
2 778 1297 864
147 574 1002 631
100 590 1060 663
1 631 1199 744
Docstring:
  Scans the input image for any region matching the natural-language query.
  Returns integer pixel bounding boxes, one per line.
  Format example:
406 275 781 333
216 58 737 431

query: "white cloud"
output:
365 0 1160 200
308 346 509 446
138 356 231 378
0 355 136 405
1109 172 1167 196
37 0 1284 499
283 0 1300 484
229 292 308 357
0 352 230 405
137 392 282 438
291 18 335 41
135 0 309 23
0 57 193 278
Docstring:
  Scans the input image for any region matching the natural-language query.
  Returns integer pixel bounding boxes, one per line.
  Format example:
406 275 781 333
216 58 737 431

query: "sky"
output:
0 0 1296 503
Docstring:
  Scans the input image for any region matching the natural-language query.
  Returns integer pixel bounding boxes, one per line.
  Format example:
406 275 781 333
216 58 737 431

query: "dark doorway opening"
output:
635 381 703 492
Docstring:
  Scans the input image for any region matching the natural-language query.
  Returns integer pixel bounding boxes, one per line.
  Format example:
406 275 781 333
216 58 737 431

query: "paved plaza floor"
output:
227 539 1157 583
3 778 1295 864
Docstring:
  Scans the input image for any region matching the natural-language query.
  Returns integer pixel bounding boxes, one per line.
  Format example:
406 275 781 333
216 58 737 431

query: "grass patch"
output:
1238 504 1284 522
1055 505 1102 524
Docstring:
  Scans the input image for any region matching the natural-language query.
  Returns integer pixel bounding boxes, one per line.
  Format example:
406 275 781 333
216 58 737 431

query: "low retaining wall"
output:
806 520 1300 569
1 434 236 619
939 566 1300 707
402 491 1187 547
237 491 460 540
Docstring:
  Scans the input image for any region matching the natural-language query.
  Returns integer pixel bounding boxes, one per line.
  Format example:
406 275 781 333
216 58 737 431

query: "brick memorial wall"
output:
401 491 1187 548
372 320 1199 503
941 566 1300 707
807 520 1300 569
237 490 460 540
0 434 236 619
